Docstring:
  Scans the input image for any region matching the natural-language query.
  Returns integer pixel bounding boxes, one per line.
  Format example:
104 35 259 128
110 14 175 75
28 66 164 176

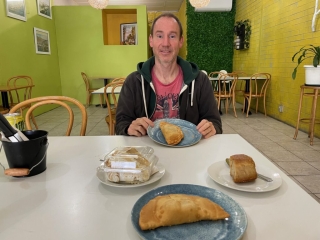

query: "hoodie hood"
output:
137 56 199 85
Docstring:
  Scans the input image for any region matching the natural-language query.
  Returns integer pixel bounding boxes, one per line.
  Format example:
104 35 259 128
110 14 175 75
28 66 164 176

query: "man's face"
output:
149 17 184 65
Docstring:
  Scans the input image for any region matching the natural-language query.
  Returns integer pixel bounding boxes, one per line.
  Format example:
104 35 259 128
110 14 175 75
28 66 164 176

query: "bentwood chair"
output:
111 77 126 83
7 75 38 129
81 72 103 108
213 72 238 117
232 70 248 96
104 81 124 135
243 73 271 117
9 96 88 136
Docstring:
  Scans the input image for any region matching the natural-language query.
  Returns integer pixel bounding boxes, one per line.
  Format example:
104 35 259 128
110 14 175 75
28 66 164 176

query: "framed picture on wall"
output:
33 28 51 55
120 23 138 45
6 0 27 21
37 0 52 19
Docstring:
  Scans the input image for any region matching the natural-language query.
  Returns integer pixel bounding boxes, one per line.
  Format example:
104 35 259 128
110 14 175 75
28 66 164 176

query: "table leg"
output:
1 91 10 109
243 80 252 115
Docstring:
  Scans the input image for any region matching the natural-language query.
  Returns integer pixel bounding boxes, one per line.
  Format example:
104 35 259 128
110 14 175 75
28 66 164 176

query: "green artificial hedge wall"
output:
186 0 236 73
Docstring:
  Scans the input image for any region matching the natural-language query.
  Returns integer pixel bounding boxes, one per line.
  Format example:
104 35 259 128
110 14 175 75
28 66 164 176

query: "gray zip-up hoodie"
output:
115 56 222 135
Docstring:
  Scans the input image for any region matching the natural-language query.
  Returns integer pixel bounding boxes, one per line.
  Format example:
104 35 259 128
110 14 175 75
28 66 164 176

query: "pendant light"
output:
189 0 210 8
88 0 109 9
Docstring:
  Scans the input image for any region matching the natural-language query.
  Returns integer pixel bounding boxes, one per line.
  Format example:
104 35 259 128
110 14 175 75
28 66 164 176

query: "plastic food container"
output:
97 146 158 184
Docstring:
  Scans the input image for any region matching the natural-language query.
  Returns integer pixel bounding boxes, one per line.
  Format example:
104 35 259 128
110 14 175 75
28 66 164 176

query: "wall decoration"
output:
234 19 251 50
37 0 52 19
120 23 138 45
34 28 51 55
6 0 27 21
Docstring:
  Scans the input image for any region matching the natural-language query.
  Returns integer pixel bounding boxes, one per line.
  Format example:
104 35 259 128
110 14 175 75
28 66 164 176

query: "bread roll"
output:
159 121 184 145
229 154 257 183
139 194 229 230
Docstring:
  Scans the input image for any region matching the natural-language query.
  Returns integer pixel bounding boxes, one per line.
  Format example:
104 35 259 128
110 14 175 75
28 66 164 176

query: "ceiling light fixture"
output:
189 0 210 8
88 0 109 9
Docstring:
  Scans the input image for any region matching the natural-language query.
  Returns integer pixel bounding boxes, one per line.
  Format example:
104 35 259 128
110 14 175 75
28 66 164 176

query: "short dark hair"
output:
150 13 183 38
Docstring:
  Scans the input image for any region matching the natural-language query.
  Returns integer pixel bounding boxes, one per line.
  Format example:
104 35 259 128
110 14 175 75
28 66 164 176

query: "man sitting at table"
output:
115 13 222 138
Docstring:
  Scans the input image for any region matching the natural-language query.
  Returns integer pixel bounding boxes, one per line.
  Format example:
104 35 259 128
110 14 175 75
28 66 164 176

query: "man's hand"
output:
196 119 216 139
127 117 154 137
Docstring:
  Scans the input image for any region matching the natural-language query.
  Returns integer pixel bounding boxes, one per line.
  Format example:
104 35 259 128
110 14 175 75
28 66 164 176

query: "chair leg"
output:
86 92 90 108
294 88 304 140
246 96 251 117
263 96 267 116
256 98 259 113
232 94 237 118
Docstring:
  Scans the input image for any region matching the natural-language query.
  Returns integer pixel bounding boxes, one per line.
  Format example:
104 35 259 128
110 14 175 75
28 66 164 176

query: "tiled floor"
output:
34 104 320 203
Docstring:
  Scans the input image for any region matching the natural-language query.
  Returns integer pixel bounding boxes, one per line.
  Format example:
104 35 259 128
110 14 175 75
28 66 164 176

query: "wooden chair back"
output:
9 96 87 136
7 76 34 106
111 77 126 83
213 72 238 117
81 72 103 107
243 73 271 117
104 81 124 135
7 75 38 129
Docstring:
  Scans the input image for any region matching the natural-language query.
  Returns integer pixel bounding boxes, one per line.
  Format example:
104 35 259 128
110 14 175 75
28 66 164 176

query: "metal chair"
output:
243 73 271 117
9 96 88 136
81 72 103 108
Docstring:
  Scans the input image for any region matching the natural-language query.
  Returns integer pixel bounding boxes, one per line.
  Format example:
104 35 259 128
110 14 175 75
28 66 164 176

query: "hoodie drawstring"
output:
191 80 195 107
141 75 149 118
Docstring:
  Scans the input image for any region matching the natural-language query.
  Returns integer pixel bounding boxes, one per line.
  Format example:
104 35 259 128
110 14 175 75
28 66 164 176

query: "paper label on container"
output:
110 161 136 169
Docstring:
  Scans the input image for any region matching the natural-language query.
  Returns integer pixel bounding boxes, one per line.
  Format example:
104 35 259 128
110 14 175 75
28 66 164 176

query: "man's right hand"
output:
127 117 154 137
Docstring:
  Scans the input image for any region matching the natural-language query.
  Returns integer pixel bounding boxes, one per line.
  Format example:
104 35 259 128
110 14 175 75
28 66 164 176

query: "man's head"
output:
150 13 183 39
149 13 184 66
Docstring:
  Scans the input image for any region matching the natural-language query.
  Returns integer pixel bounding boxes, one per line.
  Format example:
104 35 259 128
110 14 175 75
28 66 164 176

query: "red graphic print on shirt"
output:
151 67 183 121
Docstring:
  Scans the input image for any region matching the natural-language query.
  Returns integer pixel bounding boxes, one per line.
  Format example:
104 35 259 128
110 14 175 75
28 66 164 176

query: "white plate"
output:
96 163 165 188
147 118 202 147
131 184 247 240
207 161 282 192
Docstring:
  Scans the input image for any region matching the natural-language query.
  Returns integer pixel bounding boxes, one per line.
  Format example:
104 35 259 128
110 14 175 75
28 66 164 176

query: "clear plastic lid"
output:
98 146 158 183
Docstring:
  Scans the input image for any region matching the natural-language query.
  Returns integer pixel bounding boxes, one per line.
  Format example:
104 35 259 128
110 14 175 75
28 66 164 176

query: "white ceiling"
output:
54 0 184 12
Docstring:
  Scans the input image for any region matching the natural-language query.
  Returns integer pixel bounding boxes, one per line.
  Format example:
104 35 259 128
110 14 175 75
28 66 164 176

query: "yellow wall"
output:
233 0 320 137
178 0 187 59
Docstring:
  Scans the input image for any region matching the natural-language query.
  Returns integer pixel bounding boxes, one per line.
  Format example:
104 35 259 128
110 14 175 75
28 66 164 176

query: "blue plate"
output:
147 119 202 147
131 184 247 240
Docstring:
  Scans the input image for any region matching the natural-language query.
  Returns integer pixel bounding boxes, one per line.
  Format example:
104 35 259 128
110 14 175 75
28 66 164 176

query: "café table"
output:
209 76 266 115
0 85 35 109
0 134 319 240
91 86 122 108
91 85 122 95
90 77 116 86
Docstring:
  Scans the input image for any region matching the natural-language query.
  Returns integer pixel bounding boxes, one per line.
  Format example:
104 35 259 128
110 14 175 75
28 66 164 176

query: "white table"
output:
92 86 122 94
0 135 319 239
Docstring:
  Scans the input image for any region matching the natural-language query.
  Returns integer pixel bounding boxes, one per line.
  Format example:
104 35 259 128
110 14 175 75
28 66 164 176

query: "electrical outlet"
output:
278 104 284 113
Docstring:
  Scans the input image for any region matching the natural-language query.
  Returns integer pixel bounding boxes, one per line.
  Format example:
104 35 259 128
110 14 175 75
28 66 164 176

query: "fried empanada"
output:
139 194 230 230
159 121 184 145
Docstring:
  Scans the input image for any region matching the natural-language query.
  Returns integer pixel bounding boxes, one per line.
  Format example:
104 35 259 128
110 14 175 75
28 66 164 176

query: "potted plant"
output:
292 44 320 85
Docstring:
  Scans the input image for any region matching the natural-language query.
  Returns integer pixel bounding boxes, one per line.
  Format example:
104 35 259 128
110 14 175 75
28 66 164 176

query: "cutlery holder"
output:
2 130 48 177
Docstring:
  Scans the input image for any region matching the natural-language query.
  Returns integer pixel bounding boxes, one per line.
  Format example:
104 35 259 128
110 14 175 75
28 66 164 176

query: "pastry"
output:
104 147 154 183
159 121 184 145
229 154 257 183
139 194 229 230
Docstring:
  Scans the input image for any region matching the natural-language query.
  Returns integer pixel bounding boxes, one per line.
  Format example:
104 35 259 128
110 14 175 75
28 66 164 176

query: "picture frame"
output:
120 23 138 45
33 28 51 55
37 0 52 19
6 0 27 22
